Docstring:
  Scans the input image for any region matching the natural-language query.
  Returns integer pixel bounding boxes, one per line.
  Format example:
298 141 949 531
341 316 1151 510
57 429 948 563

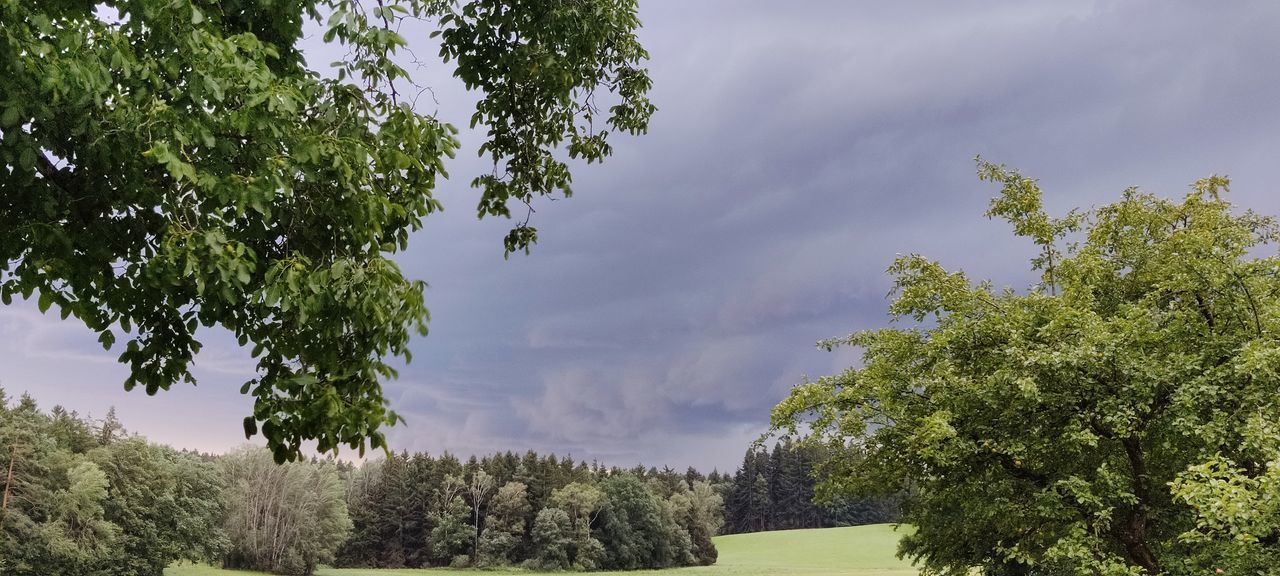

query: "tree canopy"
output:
0 388 227 576
0 0 654 461
773 161 1280 575
3 389 725 575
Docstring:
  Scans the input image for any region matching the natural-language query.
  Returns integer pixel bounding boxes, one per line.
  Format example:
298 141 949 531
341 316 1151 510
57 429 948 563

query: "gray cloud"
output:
5 1 1280 471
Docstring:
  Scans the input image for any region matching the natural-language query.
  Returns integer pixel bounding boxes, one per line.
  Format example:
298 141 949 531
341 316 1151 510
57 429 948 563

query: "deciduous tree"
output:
774 161 1280 575
476 481 529 567
428 473 470 565
530 506 572 570
550 481 607 569
465 469 494 561
0 0 654 462
221 447 350 575
0 388 226 576
669 480 722 565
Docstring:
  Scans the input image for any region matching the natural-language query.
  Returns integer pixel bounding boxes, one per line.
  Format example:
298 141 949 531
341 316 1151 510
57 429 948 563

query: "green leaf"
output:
18 148 35 171
0 106 20 128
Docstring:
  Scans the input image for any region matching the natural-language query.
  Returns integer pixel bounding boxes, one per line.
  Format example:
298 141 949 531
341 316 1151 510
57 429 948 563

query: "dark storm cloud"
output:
6 1 1280 471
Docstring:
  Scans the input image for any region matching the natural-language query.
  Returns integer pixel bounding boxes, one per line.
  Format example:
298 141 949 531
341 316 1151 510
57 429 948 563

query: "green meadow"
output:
165 524 917 576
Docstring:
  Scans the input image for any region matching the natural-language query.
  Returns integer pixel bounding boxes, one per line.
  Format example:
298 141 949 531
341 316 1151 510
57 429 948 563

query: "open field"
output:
166 524 917 576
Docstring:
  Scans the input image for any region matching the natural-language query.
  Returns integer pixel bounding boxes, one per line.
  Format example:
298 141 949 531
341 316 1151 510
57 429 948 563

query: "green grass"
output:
699 524 916 576
166 524 917 576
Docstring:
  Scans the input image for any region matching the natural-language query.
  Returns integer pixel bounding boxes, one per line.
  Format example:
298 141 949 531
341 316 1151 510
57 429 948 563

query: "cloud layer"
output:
5 1 1280 471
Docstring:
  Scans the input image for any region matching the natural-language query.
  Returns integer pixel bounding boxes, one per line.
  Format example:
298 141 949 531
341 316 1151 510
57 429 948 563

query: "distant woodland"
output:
720 439 900 535
0 388 895 576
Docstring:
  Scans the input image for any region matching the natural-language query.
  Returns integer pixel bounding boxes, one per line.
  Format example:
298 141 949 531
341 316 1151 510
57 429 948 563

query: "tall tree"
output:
0 388 226 576
428 473 470 566
596 473 690 570
530 506 573 570
550 481 606 537
0 0 654 462
466 469 495 562
774 162 1280 575
335 455 420 568
476 481 529 567
550 481 607 569
92 439 228 575
221 448 350 575
668 480 722 565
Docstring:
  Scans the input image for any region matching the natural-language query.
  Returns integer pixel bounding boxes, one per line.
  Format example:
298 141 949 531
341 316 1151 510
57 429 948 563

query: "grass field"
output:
166 524 917 576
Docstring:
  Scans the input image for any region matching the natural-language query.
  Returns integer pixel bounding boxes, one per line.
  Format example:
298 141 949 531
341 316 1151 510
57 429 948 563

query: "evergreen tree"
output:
336 460 388 567
749 472 771 533
721 441 902 535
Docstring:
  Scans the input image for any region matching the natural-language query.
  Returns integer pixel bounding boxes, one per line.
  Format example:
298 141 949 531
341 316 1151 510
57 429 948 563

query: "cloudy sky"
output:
5 0 1280 472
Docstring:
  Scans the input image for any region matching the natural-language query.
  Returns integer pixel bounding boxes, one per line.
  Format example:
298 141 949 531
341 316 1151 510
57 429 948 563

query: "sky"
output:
4 0 1280 472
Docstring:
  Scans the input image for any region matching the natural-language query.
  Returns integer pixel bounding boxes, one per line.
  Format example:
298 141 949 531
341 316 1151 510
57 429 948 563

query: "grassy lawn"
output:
166 524 918 576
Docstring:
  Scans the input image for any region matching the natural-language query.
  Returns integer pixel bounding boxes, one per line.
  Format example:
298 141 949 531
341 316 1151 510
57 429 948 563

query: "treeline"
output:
335 450 722 570
721 438 899 534
2 388 884 576
0 389 722 576
0 389 225 576
0 389 359 576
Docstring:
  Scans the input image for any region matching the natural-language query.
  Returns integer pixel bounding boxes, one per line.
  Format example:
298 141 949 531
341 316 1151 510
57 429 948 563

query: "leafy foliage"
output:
669 480 724 565
333 449 720 570
596 473 692 570
221 447 351 575
773 161 1280 575
475 481 529 567
530 506 574 570
4 395 721 574
0 388 226 576
550 481 607 569
0 0 653 462
428 473 472 565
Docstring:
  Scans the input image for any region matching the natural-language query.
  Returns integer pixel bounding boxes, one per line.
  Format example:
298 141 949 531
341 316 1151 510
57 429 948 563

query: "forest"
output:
720 439 899 535
0 387 889 576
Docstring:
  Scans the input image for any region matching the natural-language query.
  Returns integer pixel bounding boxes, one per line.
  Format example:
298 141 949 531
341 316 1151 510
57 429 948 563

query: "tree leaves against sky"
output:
774 160 1280 575
0 0 654 462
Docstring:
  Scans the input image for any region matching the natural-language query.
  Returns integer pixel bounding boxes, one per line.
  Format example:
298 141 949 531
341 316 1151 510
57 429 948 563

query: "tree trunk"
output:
3 445 15 512
1120 434 1161 574
473 503 481 560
